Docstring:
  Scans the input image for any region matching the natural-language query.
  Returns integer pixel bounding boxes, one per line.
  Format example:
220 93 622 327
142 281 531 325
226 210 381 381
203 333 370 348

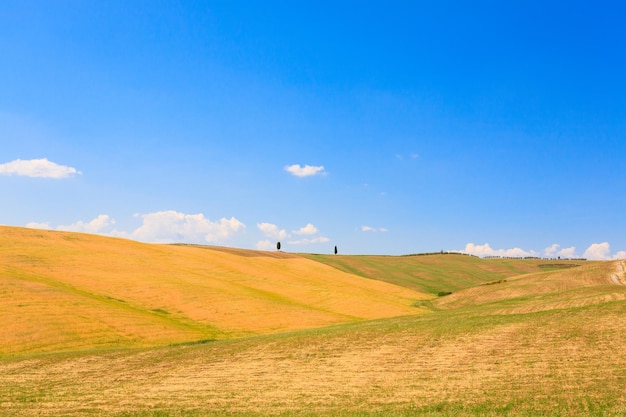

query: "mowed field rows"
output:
1 226 626 416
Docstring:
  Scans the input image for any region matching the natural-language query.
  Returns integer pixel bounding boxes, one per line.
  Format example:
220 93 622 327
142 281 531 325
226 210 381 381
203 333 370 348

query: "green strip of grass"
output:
302 254 552 295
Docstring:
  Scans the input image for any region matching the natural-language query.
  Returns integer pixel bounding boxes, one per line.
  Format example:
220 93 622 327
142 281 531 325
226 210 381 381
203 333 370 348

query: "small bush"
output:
482 279 507 286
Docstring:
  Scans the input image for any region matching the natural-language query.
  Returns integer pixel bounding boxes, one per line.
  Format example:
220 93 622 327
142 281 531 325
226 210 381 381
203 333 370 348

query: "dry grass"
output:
2 226 626 416
0 226 428 356
1 301 625 416
435 260 626 314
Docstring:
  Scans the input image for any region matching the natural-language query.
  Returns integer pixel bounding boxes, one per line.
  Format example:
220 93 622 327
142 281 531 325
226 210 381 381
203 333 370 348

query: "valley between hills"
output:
1 226 625 416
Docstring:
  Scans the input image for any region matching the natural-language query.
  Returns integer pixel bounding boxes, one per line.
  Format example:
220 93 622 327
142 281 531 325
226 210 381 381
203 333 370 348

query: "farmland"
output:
1 226 625 416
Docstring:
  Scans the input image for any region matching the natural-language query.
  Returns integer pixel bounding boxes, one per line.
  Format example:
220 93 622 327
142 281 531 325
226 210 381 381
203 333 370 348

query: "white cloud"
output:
583 242 612 260
259 221 329 246
293 223 318 235
131 210 245 244
544 244 578 258
465 241 626 260
25 222 51 230
108 229 131 239
544 243 560 257
57 214 115 234
285 164 325 177
257 222 288 240
288 236 330 245
256 240 275 251
361 225 388 232
557 246 577 258
462 242 539 258
0 158 81 178
24 211 245 244
395 153 419 160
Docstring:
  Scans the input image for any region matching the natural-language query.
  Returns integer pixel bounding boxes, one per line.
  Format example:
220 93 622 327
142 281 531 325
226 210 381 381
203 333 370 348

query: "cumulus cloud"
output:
57 214 115 234
26 215 115 234
544 244 577 258
25 222 51 230
293 223 318 235
131 210 245 244
461 243 539 258
463 241 626 260
583 242 612 260
256 239 275 251
557 246 577 258
258 221 329 246
25 211 246 244
361 225 388 232
284 164 325 177
0 158 81 178
544 244 560 257
257 222 288 240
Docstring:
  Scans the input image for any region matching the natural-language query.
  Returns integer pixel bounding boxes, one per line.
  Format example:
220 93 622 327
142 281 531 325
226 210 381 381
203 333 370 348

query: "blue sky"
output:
1 1 625 258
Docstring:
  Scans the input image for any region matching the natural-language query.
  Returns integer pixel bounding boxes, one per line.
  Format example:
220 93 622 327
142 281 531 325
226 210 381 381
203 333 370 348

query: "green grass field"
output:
1 226 625 416
301 252 585 295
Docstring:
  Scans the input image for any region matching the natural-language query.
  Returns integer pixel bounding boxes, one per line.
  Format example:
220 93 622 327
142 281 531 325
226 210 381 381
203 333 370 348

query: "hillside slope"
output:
2 227 626 415
302 252 587 294
434 259 626 313
2 294 625 416
0 226 428 356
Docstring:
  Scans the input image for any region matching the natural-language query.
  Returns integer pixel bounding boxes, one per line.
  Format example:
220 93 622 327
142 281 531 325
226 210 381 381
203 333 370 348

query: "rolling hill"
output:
0 226 428 356
1 225 625 416
434 259 625 313
302 252 590 294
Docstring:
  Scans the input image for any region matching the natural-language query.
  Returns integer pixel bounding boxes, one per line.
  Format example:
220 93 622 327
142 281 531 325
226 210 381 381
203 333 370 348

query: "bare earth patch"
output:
610 261 625 285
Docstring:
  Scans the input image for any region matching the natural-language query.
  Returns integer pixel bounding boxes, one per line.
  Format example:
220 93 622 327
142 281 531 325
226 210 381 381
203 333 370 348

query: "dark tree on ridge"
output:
277 241 281 251
334 245 338 255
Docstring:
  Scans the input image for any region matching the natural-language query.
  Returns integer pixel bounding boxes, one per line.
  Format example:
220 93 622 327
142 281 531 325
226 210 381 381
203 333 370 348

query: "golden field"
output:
0 226 427 356
1 226 626 416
